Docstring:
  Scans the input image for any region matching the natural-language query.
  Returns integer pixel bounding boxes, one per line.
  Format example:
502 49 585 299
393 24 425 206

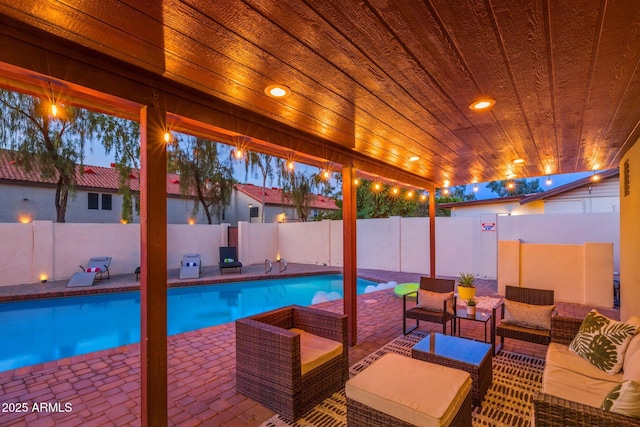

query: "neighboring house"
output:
0 151 210 224
232 183 339 223
438 169 619 217
0 151 339 225
438 195 542 217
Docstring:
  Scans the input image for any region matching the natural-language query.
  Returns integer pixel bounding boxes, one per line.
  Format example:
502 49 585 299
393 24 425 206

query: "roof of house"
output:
235 183 339 210
0 150 184 195
0 151 340 209
437 195 526 209
519 169 619 205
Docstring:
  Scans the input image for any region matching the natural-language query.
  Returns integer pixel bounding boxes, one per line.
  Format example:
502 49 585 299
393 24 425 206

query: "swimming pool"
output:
0 274 376 372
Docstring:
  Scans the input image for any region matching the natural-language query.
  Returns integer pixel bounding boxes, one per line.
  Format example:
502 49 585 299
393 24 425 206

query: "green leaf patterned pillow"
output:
601 380 640 419
569 310 638 374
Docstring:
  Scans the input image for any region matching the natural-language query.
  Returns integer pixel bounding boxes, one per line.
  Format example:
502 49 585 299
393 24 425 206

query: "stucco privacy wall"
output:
0 223 34 285
276 221 331 266
620 138 640 321
497 240 614 307
498 212 620 271
0 212 618 288
237 222 277 267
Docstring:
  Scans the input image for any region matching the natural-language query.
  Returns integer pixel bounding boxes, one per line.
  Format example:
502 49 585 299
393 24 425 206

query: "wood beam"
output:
139 100 168 426
429 190 436 278
342 166 357 345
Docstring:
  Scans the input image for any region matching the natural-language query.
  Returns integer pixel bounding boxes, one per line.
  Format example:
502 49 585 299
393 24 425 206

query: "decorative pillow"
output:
224 258 234 263
417 289 454 315
502 300 555 330
601 380 640 419
569 309 638 374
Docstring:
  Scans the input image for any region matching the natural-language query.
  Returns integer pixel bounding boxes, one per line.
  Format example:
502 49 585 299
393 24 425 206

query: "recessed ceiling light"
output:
265 84 291 98
512 158 525 164
469 98 496 110
409 156 420 162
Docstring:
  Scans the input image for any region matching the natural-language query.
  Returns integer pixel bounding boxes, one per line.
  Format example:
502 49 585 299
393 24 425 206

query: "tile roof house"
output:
233 183 339 223
0 150 338 224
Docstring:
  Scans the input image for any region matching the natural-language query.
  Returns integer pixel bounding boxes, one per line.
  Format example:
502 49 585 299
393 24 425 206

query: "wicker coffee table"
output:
411 332 492 406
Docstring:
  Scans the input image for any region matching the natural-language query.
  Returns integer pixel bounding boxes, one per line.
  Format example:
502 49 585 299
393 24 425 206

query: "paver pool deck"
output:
0 264 619 426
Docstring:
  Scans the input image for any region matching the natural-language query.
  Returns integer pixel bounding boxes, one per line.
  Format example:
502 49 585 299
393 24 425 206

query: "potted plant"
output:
465 298 477 316
457 272 476 301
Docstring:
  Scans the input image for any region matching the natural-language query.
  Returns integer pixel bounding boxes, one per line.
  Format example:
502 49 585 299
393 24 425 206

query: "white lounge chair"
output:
179 253 201 279
67 256 112 288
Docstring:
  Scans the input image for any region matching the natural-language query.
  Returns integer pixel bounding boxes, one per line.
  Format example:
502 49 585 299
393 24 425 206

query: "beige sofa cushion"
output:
290 328 343 375
546 342 623 383
543 363 619 408
346 353 471 427
623 334 640 381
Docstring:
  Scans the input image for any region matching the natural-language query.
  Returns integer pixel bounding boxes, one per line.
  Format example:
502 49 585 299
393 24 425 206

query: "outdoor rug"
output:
260 330 545 427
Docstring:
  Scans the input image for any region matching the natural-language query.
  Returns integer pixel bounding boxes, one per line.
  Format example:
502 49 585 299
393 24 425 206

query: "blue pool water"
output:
0 274 375 372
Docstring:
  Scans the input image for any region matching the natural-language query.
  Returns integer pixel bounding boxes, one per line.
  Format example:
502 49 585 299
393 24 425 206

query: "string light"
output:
287 161 294 171
322 170 330 180
50 103 58 117
442 187 449 195
353 178 360 186
407 191 413 198
163 132 171 143
507 182 515 190
473 184 479 192
420 193 427 201
546 176 552 186
391 187 399 195
234 149 244 159
374 183 381 191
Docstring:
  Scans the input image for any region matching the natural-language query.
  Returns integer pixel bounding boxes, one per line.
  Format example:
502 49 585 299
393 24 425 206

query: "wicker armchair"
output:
492 285 555 353
235 305 349 421
403 277 456 335
533 316 640 426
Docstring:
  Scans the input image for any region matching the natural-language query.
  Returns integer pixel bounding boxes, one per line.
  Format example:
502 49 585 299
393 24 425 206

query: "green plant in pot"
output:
457 272 476 301
465 298 477 316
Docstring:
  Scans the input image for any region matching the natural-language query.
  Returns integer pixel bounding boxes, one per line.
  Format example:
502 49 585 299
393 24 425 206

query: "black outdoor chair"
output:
219 246 243 274
403 277 456 335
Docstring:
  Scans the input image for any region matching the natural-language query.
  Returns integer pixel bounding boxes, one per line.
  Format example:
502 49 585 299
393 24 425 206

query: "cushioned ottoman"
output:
346 353 472 427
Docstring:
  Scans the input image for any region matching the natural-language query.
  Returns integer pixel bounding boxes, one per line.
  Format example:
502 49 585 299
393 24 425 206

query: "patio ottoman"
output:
346 353 472 426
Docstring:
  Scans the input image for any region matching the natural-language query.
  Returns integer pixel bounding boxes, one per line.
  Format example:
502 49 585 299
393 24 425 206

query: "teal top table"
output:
411 333 492 406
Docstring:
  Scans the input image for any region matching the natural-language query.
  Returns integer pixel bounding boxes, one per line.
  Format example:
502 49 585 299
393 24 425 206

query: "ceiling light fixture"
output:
265 84 291 98
469 98 496 110
409 156 420 162
506 173 517 179
512 158 525 164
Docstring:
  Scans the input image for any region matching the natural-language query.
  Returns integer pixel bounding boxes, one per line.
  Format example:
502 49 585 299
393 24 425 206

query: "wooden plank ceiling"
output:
1 0 640 188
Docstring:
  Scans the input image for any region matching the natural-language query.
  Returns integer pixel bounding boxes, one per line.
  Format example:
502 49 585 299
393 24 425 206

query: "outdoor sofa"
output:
533 314 640 426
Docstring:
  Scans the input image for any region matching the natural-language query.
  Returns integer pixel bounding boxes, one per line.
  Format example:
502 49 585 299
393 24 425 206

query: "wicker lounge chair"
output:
403 277 457 335
235 305 348 421
493 285 555 353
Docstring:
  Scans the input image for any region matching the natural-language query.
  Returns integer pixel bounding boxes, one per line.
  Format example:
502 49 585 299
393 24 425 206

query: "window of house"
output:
102 194 112 210
88 193 99 210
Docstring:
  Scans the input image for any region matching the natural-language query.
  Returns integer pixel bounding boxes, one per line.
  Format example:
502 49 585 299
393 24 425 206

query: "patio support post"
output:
139 100 168 426
429 188 436 278
342 166 357 345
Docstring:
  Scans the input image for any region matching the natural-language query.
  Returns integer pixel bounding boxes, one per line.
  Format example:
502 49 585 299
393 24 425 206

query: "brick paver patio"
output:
0 265 619 426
